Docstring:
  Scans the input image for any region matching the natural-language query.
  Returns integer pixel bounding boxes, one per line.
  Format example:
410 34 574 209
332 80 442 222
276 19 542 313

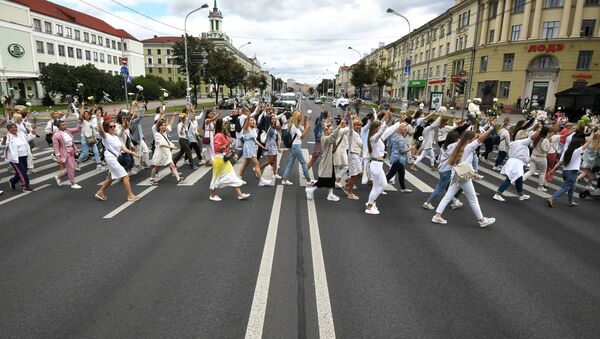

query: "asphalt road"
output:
1 99 599 338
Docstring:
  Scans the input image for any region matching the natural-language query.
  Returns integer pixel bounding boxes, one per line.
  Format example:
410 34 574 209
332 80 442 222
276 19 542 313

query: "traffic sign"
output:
126 75 132 84
120 66 129 75
202 58 208 65
405 59 411 66
200 50 208 58
459 69 467 77
404 65 411 73
121 57 128 66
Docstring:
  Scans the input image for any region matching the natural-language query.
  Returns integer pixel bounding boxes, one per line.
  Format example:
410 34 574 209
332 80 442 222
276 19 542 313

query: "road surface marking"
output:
0 184 50 206
0 155 54 175
299 148 315 187
245 186 284 339
28 161 94 185
307 198 336 338
392 160 434 193
102 186 157 219
179 166 212 186
477 166 551 199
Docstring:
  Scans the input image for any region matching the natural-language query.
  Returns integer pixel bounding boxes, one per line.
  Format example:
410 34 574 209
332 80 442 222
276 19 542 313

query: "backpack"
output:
282 129 293 148
234 116 242 133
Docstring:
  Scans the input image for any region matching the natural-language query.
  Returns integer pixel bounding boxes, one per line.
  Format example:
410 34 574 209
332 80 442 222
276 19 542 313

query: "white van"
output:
280 92 297 109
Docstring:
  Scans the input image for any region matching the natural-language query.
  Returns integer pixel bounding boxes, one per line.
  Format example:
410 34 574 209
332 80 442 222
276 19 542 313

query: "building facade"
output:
0 0 144 102
142 36 183 84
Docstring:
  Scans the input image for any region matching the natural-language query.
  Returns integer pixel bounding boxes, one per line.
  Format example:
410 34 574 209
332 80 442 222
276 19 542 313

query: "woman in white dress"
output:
150 120 183 185
95 119 140 202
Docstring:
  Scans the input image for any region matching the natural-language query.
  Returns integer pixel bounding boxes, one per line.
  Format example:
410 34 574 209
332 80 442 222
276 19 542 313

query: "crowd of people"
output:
2 100 599 227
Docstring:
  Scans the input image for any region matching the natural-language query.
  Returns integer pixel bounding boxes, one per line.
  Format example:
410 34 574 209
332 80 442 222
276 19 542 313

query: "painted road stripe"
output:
0 184 50 206
307 198 336 338
477 166 551 199
245 186 284 339
102 186 157 219
135 159 186 186
0 155 54 175
178 166 212 186
299 148 315 187
28 161 94 185
0 158 58 184
0 149 54 166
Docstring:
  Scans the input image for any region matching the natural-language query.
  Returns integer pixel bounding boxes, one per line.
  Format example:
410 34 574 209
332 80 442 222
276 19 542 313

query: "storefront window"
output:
499 81 510 98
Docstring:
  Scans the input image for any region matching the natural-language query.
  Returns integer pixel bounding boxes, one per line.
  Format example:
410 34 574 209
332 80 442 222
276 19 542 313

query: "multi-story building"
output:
142 36 182 84
0 0 144 102
335 65 355 97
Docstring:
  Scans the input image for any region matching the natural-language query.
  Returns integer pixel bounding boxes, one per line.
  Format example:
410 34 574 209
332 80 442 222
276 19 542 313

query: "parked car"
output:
315 98 323 104
219 98 235 109
308 95 315 100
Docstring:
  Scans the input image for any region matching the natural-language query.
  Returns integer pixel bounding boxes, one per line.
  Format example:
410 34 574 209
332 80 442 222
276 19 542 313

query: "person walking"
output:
187 110 203 165
342 117 363 200
129 101 151 171
547 135 594 207
281 111 312 186
411 115 441 171
53 120 82 189
493 118 511 170
431 122 497 227
77 110 103 170
173 111 198 170
237 116 272 186
523 126 551 191
209 118 250 201
94 119 140 202
422 130 461 210
259 114 282 179
149 120 183 185
307 109 330 170
387 122 416 192
202 110 221 166
576 132 600 189
2 123 32 192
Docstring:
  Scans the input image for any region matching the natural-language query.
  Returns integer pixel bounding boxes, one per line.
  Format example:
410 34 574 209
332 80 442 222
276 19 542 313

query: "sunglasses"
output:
108 125 116 129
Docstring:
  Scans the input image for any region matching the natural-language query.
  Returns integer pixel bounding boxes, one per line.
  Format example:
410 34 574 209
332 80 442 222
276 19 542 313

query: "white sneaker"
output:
237 193 251 200
492 166 501 171
533 171 539 176
327 193 340 201
209 195 222 201
305 187 316 200
365 206 380 215
479 217 496 227
431 215 447 224
381 191 388 195
258 178 270 187
274 174 282 179
450 199 463 209
71 184 82 189
493 194 505 202
29 168 37 174
537 186 548 192
422 202 435 210
76 165 81 171
400 188 412 193
96 164 104 170
309 179 318 185
389 179 396 185
54 175 62 187
282 179 293 186
335 182 343 189
518 194 530 201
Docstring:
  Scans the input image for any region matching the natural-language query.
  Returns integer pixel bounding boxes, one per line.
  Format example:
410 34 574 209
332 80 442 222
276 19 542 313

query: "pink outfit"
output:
53 127 81 184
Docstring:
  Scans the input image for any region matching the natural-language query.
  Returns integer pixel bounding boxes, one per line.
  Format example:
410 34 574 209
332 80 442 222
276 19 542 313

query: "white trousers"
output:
414 148 436 166
134 138 150 167
523 155 547 186
368 161 387 204
435 177 483 220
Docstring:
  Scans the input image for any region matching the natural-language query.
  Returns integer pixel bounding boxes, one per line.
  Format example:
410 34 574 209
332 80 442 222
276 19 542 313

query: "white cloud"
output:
52 0 452 84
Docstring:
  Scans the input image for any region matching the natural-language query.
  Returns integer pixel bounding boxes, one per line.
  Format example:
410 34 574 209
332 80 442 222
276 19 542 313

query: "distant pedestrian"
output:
281 111 312 186
2 123 32 192
516 96 522 109
524 97 530 109
52 120 82 189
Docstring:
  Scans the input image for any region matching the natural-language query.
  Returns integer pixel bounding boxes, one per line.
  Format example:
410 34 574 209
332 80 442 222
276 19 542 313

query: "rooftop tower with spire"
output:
202 0 230 43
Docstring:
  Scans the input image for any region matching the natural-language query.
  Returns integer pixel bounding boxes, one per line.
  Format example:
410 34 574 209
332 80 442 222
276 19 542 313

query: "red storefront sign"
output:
429 79 446 85
451 76 461 83
572 73 592 79
528 44 564 53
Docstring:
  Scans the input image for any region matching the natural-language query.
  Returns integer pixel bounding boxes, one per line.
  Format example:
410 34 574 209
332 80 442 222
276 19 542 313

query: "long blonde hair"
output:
289 111 302 127
448 131 476 166
591 131 600 150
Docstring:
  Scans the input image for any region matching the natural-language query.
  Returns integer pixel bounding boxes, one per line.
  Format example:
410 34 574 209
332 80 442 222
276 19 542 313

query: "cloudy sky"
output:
53 0 453 84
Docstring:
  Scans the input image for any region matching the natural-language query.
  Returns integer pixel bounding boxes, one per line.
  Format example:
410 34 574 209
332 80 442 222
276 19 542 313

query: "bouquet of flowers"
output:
87 95 95 106
102 91 112 103
484 98 503 118
160 88 169 105
135 85 145 101
467 98 481 122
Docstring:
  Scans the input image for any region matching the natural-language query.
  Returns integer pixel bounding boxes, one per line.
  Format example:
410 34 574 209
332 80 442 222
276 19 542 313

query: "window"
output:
166 49 171 55
511 25 522 41
148 58 152 65
452 59 465 75
157 49 161 55
459 36 464 50
74 30 80 40
85 50 91 61
585 0 599 4
149 68 153 74
432 28 437 41
488 29 495 43
91 34 96 44
36 41 44 53
417 70 421 79
93 52 98 61
56 24 63 36
499 81 510 98
147 49 152 55
158 58 162 65
439 45 443 57
107 54 111 64
459 10 470 28
38 62 46 70
98 36 103 46
168 67 172 73
490 1 499 18
65 27 72 39
503 53 515 70
112 40 116 49
447 18 452 35
58 45 65 56
446 42 450 54
158 68 163 73
513 0 526 12
480 56 489 72
100 53 104 63
576 51 593 70
44 21 52 33
84 32 89 42
542 21 560 39
429 67 433 79
581 20 596 37
123 43 127 51
106 38 110 46
545 0 563 8
443 64 447 76
167 58 171 64
113 56 117 64
47 43 54 55
67 47 74 58
436 65 441 77
33 19 42 31
432 48 436 58
76 48 82 59
117 42 122 50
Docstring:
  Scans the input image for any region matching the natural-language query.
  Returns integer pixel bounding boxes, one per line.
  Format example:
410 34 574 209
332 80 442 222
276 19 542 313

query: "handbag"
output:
453 161 475 182
86 135 96 145
202 129 210 145
107 149 127 168
223 150 236 163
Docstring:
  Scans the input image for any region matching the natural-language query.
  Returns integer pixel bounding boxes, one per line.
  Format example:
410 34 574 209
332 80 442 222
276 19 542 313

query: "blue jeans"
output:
77 137 101 164
427 170 451 202
283 144 310 181
498 176 523 194
551 170 578 203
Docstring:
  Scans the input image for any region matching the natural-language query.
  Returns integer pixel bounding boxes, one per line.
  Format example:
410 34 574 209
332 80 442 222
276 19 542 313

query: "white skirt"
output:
151 147 173 167
104 151 128 179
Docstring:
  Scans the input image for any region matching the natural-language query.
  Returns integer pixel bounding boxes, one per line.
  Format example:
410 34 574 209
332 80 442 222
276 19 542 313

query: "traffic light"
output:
455 79 466 94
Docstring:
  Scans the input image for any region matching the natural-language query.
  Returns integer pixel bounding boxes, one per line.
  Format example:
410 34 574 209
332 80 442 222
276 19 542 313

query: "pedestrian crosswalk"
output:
1 145 597 214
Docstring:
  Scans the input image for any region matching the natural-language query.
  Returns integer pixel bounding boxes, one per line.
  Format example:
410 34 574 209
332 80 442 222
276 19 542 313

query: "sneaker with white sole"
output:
274 174 282 179
389 179 396 185
518 194 530 201
381 191 387 195
492 166 501 171
327 193 340 201
305 187 316 200
309 179 318 185
209 195 222 201
258 178 271 186
54 176 62 187
71 184 82 189
493 193 506 202
335 182 343 189
365 206 380 215
537 186 548 192
422 202 435 210
237 193 251 200
281 179 293 186
400 188 413 193
479 217 496 227
431 215 447 224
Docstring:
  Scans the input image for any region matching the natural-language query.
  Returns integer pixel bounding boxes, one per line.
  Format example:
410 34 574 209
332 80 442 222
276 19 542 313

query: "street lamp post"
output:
386 8 411 112
348 46 362 59
184 3 209 105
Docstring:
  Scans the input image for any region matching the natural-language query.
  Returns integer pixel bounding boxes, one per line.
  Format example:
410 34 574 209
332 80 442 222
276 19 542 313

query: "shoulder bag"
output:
453 161 475 182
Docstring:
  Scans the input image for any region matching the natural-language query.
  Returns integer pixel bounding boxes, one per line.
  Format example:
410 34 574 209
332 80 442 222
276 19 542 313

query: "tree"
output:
308 87 314 95
372 64 395 103
244 73 268 95
350 60 374 98
40 63 122 103
223 60 247 97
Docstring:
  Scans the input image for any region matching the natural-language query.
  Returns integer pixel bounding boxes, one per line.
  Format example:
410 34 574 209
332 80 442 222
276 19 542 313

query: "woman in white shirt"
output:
432 123 497 227
150 120 183 185
547 134 594 207
281 111 311 185
523 126 551 191
493 128 541 201
172 112 198 170
95 119 140 202
2 123 32 192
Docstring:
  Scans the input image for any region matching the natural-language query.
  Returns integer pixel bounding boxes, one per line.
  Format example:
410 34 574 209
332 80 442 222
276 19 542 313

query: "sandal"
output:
347 194 359 200
95 192 107 201
149 178 157 185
